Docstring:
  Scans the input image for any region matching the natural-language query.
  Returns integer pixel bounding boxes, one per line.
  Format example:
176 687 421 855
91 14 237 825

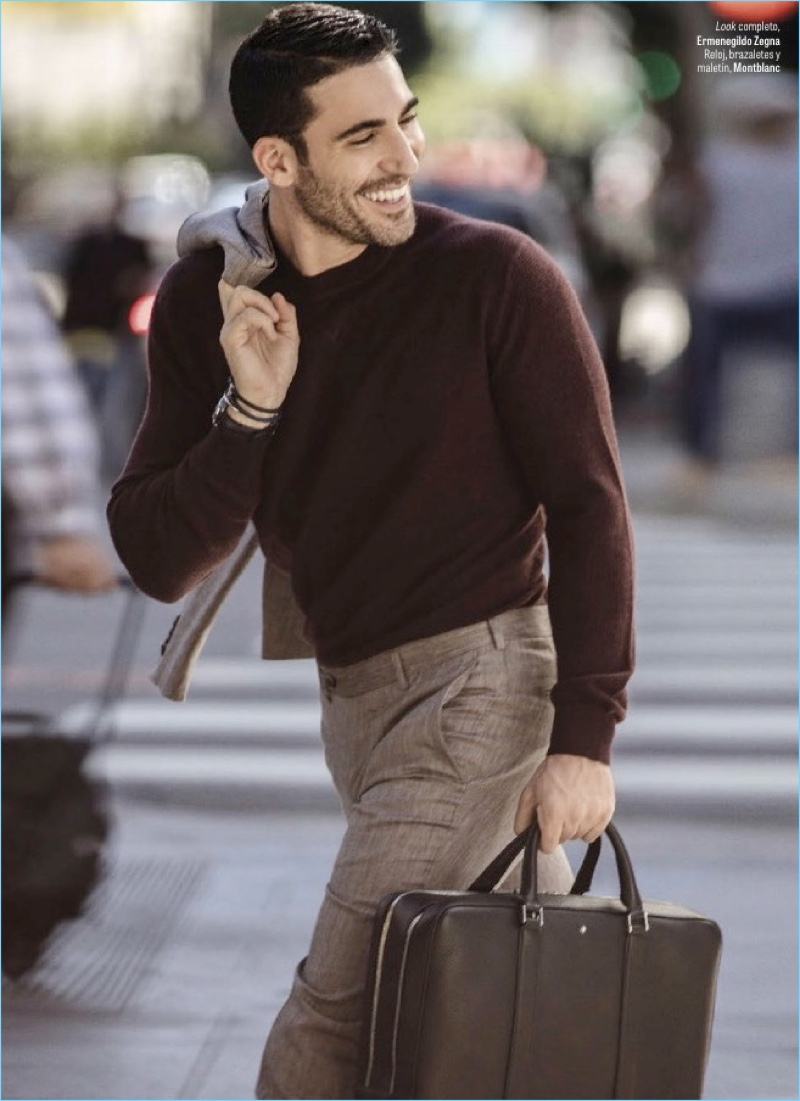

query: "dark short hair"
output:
229 3 398 158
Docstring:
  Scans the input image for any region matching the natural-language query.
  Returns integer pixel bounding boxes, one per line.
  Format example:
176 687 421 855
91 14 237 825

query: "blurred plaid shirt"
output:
2 237 104 540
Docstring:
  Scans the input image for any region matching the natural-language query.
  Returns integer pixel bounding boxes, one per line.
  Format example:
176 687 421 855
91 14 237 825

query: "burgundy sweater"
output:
108 203 635 762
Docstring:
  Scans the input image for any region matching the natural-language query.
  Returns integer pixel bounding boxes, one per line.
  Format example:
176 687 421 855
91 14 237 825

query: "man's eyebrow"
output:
333 96 419 142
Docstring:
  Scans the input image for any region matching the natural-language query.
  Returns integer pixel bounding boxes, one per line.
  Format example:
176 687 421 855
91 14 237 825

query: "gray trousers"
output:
256 605 574 1100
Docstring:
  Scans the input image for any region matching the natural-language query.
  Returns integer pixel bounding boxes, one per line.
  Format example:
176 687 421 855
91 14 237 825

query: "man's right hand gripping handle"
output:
218 281 300 427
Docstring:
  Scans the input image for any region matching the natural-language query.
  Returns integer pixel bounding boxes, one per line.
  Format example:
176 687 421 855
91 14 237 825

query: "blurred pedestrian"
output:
107 5 635 1098
2 236 117 617
679 74 798 484
2 235 118 979
60 186 151 413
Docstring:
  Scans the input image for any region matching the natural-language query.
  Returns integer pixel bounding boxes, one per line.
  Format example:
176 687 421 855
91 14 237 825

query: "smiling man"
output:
107 5 635 1098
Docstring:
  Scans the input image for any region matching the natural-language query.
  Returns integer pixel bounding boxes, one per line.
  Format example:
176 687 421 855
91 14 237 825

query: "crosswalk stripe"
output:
635 610 795 628
170 659 318 692
619 705 797 744
59 700 322 737
634 552 795 565
636 587 795 603
635 549 795 560
86 745 797 803
631 665 795 693
637 634 796 656
614 757 797 800
126 648 800 696
57 700 797 751
633 516 794 542
89 745 330 786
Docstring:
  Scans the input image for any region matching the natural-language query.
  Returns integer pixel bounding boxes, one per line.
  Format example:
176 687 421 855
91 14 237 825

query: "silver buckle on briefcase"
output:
521 902 544 927
627 909 650 934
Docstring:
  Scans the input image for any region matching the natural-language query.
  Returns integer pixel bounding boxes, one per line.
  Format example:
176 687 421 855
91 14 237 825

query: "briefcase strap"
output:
468 829 601 896
613 921 650 1098
504 914 544 1098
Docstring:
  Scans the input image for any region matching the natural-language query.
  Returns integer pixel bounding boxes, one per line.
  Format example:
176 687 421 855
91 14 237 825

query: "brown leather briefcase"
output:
356 821 722 1100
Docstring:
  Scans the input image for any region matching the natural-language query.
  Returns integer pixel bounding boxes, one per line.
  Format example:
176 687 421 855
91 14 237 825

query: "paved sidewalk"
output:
3 805 342 1101
2 801 797 1101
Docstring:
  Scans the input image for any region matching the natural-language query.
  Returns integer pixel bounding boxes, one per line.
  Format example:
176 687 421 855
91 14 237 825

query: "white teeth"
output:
363 185 408 203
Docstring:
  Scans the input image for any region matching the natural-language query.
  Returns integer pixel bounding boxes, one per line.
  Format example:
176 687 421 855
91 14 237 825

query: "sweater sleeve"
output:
107 256 272 602
1 242 105 541
488 238 635 763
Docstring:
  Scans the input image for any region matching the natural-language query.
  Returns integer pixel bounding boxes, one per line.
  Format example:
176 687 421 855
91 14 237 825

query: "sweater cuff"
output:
547 702 617 764
210 419 278 446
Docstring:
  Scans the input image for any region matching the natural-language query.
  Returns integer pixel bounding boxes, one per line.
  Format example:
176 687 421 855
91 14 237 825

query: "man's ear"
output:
253 137 299 188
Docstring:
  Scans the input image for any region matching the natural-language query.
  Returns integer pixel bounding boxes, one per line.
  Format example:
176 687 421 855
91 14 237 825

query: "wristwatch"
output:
212 390 236 428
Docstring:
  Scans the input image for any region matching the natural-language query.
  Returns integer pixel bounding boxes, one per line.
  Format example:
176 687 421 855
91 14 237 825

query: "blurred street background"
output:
2 2 798 1099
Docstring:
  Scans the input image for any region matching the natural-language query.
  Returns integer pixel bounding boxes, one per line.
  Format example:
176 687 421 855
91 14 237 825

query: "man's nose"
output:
382 129 421 177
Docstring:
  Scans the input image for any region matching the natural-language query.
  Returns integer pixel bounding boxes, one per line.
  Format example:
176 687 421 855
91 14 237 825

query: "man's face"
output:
293 55 425 248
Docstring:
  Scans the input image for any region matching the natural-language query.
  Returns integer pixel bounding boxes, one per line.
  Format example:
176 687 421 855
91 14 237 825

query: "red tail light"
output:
709 1 797 17
128 294 156 336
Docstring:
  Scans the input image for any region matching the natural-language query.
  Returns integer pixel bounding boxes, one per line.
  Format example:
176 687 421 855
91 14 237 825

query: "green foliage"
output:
413 68 638 155
3 117 148 168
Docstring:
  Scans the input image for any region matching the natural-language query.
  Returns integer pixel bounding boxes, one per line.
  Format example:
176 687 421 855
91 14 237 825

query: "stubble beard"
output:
293 163 416 249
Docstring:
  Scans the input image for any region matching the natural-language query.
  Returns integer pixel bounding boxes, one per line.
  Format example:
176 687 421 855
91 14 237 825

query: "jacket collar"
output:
176 178 276 288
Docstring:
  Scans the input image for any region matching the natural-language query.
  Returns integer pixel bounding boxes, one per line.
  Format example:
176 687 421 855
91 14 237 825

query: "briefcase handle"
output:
469 821 647 925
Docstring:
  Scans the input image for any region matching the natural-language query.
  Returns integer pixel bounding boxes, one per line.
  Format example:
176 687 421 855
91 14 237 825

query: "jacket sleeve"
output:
107 256 272 602
488 239 635 764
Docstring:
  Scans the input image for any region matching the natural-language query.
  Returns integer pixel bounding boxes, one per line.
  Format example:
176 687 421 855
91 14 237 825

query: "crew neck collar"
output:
269 232 397 298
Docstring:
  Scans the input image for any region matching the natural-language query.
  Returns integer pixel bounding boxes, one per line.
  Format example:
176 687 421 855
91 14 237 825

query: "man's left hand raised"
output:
514 754 615 854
